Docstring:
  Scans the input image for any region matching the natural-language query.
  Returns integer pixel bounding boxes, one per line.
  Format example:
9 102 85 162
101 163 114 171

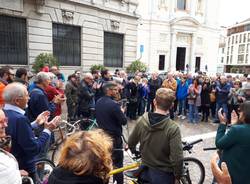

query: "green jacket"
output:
128 113 183 178
216 124 250 184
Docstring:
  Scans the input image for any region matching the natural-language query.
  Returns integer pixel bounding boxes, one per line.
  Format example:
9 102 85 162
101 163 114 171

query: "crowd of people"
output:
0 64 249 184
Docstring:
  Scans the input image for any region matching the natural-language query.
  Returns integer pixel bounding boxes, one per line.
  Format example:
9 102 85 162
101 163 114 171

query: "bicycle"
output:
35 158 55 184
49 120 76 164
109 139 205 184
181 139 205 184
22 176 34 184
49 117 98 164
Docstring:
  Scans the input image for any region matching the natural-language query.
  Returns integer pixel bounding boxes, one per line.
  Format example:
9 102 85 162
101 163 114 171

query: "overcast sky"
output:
219 0 250 27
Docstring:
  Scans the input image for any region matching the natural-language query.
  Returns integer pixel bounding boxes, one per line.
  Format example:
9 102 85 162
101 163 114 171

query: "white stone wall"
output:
0 0 138 73
137 0 220 74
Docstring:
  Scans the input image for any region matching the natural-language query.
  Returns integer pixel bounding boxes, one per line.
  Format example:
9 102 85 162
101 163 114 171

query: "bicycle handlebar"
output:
203 147 217 151
182 139 203 152
188 139 203 146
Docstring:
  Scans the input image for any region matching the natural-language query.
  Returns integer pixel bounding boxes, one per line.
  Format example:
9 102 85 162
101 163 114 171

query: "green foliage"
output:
32 53 59 73
126 60 147 73
90 64 107 73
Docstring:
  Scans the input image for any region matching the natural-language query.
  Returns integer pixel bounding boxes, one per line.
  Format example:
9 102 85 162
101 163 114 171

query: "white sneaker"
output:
181 115 186 120
177 114 182 118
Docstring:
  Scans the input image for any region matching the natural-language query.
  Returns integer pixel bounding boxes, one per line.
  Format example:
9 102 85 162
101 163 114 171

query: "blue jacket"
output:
138 84 150 99
176 82 188 100
216 82 231 104
4 108 50 173
96 96 127 137
27 85 56 122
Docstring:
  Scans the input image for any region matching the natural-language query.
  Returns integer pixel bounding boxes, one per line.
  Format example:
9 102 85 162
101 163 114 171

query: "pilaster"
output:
189 33 197 73
169 31 177 71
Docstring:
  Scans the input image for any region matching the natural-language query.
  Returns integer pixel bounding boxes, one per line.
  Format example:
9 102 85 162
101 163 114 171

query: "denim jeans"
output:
141 167 174 184
178 99 186 115
147 98 155 112
189 104 199 123
138 98 147 116
215 102 228 122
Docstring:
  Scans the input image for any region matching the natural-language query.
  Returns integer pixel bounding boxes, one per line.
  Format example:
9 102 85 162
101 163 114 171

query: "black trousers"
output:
112 135 124 184
127 101 138 120
201 104 210 121
210 102 216 118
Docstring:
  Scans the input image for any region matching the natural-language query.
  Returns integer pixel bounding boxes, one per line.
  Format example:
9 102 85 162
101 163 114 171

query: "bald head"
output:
3 83 27 104
220 76 227 84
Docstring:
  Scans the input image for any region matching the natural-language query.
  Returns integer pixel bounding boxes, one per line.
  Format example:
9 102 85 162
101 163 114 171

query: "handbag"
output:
210 92 216 102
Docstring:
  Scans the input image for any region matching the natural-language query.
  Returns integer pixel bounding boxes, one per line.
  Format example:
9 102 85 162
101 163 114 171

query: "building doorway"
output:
195 57 201 72
176 47 186 71
159 55 165 70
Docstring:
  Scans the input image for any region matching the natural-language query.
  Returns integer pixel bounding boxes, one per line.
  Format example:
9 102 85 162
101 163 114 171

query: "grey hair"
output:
47 72 56 80
83 73 93 79
34 72 50 84
3 83 26 103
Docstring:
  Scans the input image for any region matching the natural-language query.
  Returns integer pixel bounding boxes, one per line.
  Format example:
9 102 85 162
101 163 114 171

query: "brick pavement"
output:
62 104 218 184
113 118 218 184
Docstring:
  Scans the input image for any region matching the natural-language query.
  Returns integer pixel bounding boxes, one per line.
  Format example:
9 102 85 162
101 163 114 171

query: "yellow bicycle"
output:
109 139 205 184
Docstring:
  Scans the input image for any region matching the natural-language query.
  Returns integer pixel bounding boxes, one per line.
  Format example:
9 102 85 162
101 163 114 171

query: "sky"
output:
219 0 250 27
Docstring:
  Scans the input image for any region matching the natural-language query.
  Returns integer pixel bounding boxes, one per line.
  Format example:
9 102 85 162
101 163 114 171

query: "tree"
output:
126 60 147 73
32 53 59 73
90 64 106 73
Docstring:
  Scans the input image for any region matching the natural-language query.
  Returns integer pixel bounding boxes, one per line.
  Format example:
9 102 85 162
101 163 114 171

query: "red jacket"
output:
45 85 64 116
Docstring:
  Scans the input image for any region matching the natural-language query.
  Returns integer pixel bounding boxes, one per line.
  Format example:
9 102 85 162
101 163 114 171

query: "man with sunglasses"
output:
96 82 127 184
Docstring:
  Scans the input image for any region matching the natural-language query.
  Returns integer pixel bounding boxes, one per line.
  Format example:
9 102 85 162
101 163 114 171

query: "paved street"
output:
119 117 218 184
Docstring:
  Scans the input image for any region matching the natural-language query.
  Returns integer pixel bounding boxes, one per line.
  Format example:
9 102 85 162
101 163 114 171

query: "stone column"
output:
204 0 209 25
169 31 177 71
189 33 197 73
190 0 196 17
169 0 175 18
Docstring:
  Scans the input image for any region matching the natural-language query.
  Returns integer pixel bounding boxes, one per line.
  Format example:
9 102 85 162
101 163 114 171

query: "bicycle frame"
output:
109 162 141 176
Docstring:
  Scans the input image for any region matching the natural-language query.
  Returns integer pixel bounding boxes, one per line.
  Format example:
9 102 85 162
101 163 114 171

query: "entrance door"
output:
195 57 201 72
159 55 165 70
176 47 186 71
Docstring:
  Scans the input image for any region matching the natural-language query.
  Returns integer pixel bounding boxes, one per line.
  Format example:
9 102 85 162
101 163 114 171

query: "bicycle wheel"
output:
51 141 64 165
182 157 205 184
35 158 55 184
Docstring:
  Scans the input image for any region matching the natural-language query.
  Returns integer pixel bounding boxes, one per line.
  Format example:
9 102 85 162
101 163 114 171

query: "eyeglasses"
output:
0 117 8 124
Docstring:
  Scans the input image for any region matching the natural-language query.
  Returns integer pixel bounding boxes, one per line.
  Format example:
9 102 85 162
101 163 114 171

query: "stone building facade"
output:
137 0 220 73
223 19 250 74
0 0 139 74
